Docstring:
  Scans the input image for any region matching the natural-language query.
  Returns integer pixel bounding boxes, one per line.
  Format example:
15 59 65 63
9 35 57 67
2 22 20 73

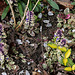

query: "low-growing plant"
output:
43 29 75 74
57 8 75 43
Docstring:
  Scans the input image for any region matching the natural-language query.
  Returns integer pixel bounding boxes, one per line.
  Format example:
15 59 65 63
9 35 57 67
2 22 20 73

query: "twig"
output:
32 0 40 11
16 0 30 30
7 0 16 27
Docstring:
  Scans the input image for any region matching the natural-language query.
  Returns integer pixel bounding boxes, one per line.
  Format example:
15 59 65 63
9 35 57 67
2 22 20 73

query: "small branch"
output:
16 0 30 30
7 0 16 27
32 0 40 11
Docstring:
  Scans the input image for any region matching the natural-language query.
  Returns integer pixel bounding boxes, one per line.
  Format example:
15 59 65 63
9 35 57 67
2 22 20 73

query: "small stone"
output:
27 62 31 65
16 39 23 44
2 72 7 75
30 44 35 47
43 20 49 23
38 70 41 73
72 29 75 33
40 26 42 32
38 13 42 18
26 40 30 44
46 23 52 27
62 28 64 32
43 43 47 47
48 11 54 16
26 70 30 75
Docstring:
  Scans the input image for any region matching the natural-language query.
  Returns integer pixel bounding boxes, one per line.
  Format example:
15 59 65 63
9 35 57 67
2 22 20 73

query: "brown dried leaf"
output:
32 72 41 75
56 0 74 9
43 70 49 75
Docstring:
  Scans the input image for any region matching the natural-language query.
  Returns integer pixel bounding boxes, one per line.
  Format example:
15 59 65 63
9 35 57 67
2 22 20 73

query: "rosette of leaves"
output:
48 43 75 72
57 8 75 42
24 11 39 37
43 29 75 73
25 11 35 29
0 23 8 68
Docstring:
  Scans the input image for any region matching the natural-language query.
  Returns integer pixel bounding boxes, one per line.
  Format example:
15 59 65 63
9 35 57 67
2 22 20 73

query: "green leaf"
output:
58 56 64 65
71 2 75 5
20 1 26 12
29 1 33 11
64 8 70 15
1 6 9 20
18 2 24 16
47 0 59 10
66 58 75 66
34 6 39 12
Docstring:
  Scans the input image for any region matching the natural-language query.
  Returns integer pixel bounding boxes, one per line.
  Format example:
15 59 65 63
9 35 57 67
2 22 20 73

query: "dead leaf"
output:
43 70 49 75
56 0 74 9
32 72 41 75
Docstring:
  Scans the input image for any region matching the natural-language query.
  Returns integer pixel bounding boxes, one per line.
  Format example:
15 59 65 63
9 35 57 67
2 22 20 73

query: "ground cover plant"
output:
0 0 75 75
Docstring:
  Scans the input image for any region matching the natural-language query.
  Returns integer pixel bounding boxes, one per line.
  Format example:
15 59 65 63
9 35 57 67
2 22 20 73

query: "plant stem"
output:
16 0 30 30
32 0 40 11
7 0 16 27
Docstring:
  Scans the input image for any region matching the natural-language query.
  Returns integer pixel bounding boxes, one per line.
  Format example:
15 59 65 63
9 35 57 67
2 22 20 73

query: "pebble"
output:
26 70 30 75
16 39 23 44
26 40 30 44
48 11 54 16
38 13 42 18
40 26 42 32
38 70 41 73
72 29 75 33
43 43 47 47
62 28 64 32
2 72 7 75
46 23 52 27
43 20 49 23
27 62 31 65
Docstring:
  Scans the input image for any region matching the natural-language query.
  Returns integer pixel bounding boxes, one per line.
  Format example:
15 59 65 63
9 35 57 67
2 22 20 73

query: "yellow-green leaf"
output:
72 64 75 70
63 58 68 66
65 49 71 58
48 43 57 49
58 46 67 52
64 67 72 71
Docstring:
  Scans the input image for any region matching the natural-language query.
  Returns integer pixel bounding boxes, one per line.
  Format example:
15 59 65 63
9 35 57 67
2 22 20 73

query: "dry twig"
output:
16 0 40 30
32 0 40 11
7 0 16 27
16 0 30 30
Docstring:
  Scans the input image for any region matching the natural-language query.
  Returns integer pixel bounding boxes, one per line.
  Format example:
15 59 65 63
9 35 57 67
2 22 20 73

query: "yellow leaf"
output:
72 64 75 70
65 49 71 58
58 46 67 52
48 43 57 49
64 67 72 71
63 58 68 66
